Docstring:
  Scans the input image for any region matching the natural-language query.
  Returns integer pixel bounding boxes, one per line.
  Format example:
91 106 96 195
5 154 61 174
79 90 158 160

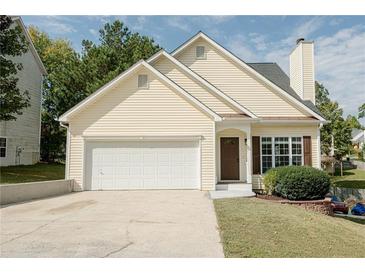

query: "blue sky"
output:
22 16 365 122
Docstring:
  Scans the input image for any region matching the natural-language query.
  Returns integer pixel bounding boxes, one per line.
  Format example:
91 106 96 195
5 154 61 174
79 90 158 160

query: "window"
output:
261 137 272 173
138 74 148 88
196 46 206 59
274 137 289 167
0 137 6 158
261 136 303 173
291 137 303 166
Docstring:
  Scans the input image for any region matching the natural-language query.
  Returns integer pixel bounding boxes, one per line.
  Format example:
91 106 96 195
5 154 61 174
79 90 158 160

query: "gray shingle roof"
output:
247 63 325 119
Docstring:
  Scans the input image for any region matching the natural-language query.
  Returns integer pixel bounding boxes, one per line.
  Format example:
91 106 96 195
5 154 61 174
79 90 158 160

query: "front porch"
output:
211 120 256 198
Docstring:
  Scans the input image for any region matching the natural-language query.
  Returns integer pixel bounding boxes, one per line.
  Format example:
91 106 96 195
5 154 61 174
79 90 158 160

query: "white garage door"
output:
86 141 200 190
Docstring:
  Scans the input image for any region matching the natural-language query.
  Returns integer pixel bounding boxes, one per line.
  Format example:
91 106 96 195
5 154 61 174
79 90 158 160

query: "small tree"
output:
0 15 30 121
315 82 353 175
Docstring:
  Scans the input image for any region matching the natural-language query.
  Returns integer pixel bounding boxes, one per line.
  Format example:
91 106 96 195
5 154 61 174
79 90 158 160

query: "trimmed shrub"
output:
272 166 331 200
263 169 277 195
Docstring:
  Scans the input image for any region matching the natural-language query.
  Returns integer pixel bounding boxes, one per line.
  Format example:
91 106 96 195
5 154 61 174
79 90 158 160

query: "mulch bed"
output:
256 194 333 216
256 194 287 202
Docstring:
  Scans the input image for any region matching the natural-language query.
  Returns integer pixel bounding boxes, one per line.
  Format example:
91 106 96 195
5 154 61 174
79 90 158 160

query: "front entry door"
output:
220 137 239 180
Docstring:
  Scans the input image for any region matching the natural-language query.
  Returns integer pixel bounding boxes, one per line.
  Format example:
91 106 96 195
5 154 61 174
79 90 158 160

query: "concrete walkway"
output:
0 191 223 258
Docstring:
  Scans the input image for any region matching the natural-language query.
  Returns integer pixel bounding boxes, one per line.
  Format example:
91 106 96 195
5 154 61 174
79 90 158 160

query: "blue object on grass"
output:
351 203 365 216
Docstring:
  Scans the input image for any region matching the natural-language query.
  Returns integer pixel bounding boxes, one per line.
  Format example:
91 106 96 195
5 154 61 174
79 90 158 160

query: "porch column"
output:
246 128 252 184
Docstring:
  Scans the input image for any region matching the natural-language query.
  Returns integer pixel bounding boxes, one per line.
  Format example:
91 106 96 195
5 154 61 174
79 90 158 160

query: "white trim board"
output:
171 31 326 122
58 61 222 122
147 50 258 118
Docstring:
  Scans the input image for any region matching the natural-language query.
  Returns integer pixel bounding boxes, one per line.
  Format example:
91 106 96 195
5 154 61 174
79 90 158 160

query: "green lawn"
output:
0 163 65 184
331 168 365 189
214 198 365 258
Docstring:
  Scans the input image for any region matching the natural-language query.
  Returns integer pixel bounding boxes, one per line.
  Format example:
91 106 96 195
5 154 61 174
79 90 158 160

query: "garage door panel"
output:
87 140 200 190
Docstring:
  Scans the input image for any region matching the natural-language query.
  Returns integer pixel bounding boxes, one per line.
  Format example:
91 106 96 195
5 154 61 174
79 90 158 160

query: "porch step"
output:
209 190 256 199
210 183 257 199
216 183 250 191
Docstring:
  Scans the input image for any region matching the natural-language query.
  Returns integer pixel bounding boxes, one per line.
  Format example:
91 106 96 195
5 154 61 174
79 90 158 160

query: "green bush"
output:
270 166 331 200
263 169 277 195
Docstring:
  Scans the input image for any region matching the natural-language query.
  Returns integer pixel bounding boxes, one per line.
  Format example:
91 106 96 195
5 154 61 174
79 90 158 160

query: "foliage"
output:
359 103 365 119
272 165 331 200
28 20 160 162
346 114 362 130
80 20 160 95
263 169 277 195
315 82 353 159
28 26 84 162
0 15 30 121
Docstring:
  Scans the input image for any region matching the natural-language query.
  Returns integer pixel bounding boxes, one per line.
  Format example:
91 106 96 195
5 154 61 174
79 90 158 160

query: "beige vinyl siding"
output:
153 56 238 114
289 42 315 103
302 43 315 102
68 135 84 191
68 67 215 191
176 38 307 117
289 44 303 98
0 27 42 166
251 124 319 190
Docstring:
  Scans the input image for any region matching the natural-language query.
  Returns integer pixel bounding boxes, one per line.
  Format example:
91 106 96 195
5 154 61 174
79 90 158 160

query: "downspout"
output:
318 122 324 169
60 122 70 179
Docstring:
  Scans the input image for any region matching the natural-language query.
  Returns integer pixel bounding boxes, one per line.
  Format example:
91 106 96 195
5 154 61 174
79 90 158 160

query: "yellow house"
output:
59 32 326 192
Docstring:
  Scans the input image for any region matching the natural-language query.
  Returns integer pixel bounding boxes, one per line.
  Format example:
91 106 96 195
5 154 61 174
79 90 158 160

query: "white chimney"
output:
289 38 315 103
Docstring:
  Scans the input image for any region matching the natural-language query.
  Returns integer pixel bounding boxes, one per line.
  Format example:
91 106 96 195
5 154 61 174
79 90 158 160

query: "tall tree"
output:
29 26 85 162
81 20 160 95
315 82 353 160
0 15 30 121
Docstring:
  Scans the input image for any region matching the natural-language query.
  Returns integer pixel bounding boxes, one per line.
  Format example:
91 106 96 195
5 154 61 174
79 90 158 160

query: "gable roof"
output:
247 63 324 118
171 31 326 122
147 50 258 119
58 60 222 122
11 16 47 75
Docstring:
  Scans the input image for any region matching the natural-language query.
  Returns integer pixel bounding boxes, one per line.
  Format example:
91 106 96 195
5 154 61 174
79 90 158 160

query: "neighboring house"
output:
352 129 365 150
0 17 47 167
59 32 326 192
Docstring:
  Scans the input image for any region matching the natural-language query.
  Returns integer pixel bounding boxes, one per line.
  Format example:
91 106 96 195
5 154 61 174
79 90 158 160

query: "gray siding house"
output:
0 16 47 166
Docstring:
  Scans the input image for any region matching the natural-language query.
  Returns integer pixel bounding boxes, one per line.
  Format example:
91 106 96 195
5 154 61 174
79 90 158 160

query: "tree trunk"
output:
340 161 343 176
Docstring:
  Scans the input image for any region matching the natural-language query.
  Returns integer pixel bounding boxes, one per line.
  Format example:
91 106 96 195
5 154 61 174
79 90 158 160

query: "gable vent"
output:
138 74 148 88
196 46 206 59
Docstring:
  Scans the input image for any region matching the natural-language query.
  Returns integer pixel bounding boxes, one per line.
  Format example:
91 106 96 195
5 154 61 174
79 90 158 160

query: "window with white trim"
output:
274 137 290 167
261 136 303 173
261 137 272 173
196 46 206 59
0 137 6 158
291 137 303 166
138 74 148 88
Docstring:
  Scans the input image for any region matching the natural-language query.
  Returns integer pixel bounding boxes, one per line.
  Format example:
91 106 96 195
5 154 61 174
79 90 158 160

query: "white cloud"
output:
34 16 77 34
131 16 147 31
329 18 343 26
165 17 191 32
225 34 257 62
249 32 267 51
89 28 98 37
315 25 365 117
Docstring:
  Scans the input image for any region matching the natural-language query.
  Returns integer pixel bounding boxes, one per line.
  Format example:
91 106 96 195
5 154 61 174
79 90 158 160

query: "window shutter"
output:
303 136 312 166
252 136 261 174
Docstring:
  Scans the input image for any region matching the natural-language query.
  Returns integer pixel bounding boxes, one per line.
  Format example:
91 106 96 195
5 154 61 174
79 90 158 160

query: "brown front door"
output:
220 137 239 180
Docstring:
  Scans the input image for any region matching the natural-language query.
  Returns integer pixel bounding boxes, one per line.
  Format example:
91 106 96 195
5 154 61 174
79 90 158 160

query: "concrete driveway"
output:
0 191 223 257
